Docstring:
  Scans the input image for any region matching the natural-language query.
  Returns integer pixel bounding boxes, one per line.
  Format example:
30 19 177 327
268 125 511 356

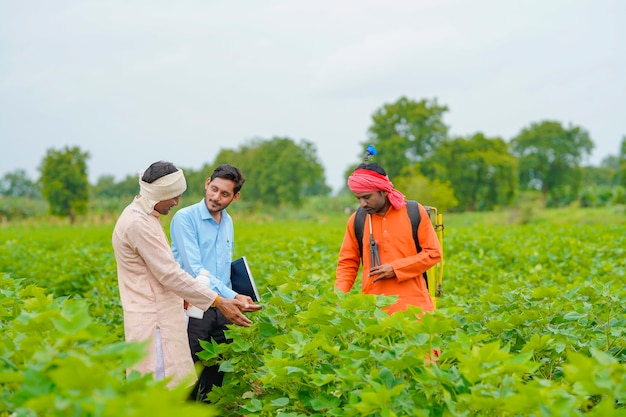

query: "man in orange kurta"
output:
112 161 254 388
335 162 442 315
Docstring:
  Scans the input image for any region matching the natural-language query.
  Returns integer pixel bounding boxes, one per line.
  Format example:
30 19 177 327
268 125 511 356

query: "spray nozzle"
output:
364 145 378 162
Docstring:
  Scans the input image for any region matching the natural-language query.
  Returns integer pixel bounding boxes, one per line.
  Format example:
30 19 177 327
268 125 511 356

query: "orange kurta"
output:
336 203 442 314
112 199 218 387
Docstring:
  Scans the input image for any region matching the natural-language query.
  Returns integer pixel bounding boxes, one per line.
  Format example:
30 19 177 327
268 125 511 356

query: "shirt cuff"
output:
221 287 238 299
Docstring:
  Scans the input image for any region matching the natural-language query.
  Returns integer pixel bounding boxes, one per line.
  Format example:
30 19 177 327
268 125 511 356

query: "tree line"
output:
2 96 625 222
359 97 625 212
0 138 331 223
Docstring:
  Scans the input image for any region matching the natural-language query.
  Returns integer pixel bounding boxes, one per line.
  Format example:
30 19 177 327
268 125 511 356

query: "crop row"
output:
1 219 625 415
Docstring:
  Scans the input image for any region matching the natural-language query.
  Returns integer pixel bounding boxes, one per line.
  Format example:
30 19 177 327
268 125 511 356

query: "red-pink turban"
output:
347 169 406 210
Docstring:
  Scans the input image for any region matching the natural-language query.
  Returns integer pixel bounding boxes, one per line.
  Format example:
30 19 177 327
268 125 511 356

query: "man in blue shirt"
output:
170 164 260 402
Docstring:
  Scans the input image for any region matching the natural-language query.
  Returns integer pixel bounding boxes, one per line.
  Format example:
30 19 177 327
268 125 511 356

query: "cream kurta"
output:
112 199 217 387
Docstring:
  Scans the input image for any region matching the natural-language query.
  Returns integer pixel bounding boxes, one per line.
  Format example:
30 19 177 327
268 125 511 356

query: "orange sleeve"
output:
335 213 361 293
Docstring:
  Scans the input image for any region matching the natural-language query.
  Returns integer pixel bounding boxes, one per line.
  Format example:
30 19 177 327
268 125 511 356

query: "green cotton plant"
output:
199 256 453 415
563 348 626 410
207 289 454 416
196 219 626 416
0 275 219 417
207 286 626 416
2 215 626 415
0 225 124 340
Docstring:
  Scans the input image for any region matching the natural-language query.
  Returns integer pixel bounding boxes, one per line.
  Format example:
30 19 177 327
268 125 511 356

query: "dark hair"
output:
210 164 246 194
355 162 387 176
142 161 178 183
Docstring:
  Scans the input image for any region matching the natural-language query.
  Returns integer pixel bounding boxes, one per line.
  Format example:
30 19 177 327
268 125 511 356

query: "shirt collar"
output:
199 198 229 224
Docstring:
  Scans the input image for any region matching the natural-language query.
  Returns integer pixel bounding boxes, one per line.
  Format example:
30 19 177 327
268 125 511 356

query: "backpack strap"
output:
406 200 428 288
354 207 367 258
406 200 422 253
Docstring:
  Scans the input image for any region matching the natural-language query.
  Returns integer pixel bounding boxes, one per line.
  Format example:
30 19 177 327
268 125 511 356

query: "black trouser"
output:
188 307 231 402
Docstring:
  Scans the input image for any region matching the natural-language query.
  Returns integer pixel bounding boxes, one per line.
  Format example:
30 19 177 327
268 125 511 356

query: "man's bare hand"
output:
235 294 263 312
215 298 252 327
370 263 396 283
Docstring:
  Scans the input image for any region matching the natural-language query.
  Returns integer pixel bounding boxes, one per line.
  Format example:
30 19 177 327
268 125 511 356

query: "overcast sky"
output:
1 0 624 193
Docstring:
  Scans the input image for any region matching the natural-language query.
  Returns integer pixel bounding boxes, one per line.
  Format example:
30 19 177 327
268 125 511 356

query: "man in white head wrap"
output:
135 163 188 215
112 161 253 388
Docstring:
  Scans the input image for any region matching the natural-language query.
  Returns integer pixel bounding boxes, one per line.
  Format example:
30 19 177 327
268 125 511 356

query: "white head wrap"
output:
135 169 187 214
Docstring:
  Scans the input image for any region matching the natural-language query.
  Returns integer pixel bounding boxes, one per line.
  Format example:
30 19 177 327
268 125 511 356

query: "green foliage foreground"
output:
0 276 217 417
204 219 626 416
1 213 626 416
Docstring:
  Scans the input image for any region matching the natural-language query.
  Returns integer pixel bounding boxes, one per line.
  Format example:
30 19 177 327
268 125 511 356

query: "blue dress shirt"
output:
170 199 237 298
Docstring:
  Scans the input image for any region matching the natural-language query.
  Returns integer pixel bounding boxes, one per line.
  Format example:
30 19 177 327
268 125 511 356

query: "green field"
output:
1 206 625 416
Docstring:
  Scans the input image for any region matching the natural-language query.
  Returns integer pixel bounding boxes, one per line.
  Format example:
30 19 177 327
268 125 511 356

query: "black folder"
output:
230 256 260 302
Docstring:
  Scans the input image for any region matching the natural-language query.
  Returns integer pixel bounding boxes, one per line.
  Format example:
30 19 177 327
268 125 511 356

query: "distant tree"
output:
394 164 458 213
92 175 117 198
364 96 449 179
39 146 90 223
600 155 620 171
581 166 617 188
299 141 332 197
510 121 593 207
426 133 517 211
92 174 142 199
213 137 331 206
175 163 212 200
0 169 40 199
581 156 619 188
